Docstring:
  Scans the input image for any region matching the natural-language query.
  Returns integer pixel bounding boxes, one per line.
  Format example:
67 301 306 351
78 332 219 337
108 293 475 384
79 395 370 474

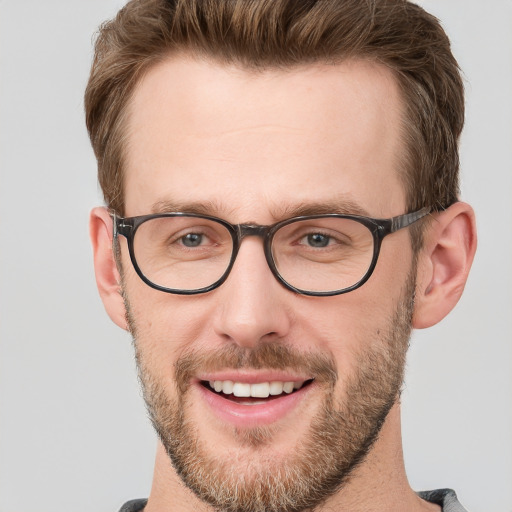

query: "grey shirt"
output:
119 488 468 511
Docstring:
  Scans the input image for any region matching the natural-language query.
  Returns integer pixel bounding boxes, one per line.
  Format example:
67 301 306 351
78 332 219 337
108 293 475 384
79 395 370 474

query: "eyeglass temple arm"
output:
390 206 431 233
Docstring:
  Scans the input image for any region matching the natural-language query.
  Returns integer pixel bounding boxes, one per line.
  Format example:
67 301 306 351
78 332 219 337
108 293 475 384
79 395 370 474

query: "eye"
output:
298 231 339 248
180 232 205 247
304 233 331 248
163 221 230 253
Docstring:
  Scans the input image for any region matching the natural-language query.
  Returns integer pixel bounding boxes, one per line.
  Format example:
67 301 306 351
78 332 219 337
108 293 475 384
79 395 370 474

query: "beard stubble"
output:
124 272 415 512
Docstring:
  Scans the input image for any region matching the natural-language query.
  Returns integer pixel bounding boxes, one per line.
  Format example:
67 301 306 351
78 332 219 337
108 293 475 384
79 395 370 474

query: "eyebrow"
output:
151 199 237 217
270 200 371 219
150 196 371 222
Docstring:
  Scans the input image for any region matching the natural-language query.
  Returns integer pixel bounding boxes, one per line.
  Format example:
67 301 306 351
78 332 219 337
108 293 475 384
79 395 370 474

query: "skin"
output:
90 56 476 511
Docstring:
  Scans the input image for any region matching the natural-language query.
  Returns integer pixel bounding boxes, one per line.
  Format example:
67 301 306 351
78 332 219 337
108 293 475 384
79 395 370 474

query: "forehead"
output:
124 55 407 220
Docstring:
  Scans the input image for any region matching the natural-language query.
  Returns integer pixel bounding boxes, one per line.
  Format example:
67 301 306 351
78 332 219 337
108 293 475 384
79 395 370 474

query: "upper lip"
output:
195 371 312 384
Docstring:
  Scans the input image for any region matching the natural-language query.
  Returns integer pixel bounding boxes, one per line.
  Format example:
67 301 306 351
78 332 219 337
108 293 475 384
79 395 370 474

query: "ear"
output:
413 202 477 329
89 207 128 331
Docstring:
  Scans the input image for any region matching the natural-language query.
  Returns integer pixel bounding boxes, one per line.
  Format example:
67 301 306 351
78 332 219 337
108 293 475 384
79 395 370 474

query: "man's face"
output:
119 56 415 512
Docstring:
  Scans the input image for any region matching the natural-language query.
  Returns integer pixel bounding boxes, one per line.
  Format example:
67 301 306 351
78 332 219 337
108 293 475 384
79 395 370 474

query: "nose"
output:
212 237 292 348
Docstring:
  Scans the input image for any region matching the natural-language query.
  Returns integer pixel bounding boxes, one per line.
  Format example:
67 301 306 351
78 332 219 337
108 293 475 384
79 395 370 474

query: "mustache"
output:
174 341 338 394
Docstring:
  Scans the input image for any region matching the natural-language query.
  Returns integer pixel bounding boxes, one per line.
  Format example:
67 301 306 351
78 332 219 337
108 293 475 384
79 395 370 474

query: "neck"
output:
144 402 440 512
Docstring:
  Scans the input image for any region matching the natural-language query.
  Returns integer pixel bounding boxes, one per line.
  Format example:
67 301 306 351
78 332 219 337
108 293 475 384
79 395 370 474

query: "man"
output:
86 0 477 511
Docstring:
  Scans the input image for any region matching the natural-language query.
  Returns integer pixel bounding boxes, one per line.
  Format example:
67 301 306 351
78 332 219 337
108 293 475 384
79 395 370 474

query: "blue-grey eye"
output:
307 233 330 247
182 233 203 247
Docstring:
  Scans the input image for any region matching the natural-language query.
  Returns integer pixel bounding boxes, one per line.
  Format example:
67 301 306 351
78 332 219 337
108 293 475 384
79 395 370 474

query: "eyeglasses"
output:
113 207 430 296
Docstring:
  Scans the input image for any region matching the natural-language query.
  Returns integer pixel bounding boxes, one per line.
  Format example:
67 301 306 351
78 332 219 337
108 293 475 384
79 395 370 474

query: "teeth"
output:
251 382 270 398
233 382 251 397
283 382 294 394
269 381 284 395
222 380 234 394
208 380 304 398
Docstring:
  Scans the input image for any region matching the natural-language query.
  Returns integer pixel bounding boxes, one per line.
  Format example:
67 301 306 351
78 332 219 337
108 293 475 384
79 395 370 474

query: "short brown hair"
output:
85 0 464 223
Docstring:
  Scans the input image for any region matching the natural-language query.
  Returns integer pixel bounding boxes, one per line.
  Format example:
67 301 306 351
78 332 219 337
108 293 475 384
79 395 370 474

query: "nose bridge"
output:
213 228 290 348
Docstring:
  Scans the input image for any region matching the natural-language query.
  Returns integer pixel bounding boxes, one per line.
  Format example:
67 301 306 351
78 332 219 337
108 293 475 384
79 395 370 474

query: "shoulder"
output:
119 492 468 512
418 489 469 512
118 499 148 512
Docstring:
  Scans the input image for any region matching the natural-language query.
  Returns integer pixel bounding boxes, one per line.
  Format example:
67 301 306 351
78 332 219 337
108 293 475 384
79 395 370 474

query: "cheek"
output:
289 283 403 377
123 271 216 373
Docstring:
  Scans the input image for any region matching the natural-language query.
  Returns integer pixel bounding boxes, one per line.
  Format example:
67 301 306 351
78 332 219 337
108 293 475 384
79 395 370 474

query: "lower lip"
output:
196 382 313 428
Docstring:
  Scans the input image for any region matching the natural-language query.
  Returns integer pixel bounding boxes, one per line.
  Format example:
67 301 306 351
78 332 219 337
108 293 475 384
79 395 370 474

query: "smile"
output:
196 375 315 427
206 379 308 398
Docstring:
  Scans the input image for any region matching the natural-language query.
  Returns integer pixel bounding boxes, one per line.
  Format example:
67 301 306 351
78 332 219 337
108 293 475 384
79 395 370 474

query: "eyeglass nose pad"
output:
236 224 270 240
233 223 282 281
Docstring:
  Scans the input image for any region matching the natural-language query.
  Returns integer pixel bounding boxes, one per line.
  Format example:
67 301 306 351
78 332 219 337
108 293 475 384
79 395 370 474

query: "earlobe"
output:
412 202 477 329
89 207 129 331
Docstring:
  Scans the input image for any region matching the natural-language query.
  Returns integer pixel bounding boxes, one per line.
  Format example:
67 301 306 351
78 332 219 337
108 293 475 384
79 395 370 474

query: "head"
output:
87 1 476 511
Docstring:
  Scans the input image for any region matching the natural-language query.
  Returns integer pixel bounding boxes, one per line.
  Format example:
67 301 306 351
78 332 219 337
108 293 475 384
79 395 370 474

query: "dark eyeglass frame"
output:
113 207 431 297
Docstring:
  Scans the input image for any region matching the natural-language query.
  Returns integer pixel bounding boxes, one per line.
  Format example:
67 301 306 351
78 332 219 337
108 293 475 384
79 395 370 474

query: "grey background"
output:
0 1 511 511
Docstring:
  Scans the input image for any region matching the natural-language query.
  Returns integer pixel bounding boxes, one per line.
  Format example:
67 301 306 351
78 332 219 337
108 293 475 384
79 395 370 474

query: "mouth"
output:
195 375 315 427
201 379 314 405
